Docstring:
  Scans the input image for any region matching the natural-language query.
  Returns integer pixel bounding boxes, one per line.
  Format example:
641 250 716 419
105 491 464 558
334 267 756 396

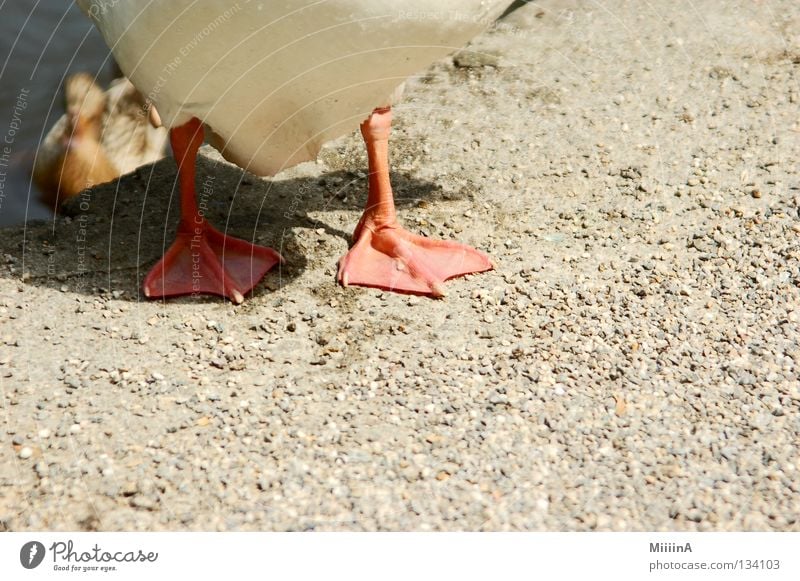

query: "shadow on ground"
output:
0 150 468 302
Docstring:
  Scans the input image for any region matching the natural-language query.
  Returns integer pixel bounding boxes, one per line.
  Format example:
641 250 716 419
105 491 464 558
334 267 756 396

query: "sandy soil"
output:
1 1 799 531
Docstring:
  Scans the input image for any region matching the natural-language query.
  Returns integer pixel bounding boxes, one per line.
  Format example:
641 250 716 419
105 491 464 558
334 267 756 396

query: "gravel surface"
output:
1 0 799 532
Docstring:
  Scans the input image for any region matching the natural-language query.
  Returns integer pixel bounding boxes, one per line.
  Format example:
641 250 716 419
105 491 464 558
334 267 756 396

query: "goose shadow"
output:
2 146 478 302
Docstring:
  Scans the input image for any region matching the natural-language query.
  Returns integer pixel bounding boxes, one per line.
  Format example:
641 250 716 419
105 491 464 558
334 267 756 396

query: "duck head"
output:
63 72 106 144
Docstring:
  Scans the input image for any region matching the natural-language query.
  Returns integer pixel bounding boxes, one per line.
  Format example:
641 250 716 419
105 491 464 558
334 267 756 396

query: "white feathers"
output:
84 0 509 176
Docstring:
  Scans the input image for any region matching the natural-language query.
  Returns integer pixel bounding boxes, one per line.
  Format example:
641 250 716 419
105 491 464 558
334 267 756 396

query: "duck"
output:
77 0 510 302
34 73 168 211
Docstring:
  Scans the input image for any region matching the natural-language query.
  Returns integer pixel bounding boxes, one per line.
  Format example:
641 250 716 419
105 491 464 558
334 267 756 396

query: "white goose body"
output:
78 0 508 176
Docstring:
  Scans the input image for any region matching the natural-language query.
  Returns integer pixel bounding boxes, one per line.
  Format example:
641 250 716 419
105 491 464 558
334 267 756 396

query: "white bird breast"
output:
79 0 508 176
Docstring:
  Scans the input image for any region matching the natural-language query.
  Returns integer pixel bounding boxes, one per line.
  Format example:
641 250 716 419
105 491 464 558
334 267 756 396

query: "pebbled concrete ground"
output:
1 1 799 531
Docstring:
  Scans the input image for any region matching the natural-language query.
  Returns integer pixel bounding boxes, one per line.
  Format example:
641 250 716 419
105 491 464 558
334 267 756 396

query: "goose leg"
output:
337 107 492 297
143 118 282 304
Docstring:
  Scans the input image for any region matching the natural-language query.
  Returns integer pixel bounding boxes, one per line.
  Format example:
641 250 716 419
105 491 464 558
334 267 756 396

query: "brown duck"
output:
34 73 167 211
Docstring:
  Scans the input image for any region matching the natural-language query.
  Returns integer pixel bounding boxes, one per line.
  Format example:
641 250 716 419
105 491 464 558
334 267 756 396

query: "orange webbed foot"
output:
143 225 282 304
337 223 492 297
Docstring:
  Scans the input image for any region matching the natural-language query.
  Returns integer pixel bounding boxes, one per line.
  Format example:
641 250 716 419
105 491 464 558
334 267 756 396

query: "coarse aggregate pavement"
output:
1 1 799 531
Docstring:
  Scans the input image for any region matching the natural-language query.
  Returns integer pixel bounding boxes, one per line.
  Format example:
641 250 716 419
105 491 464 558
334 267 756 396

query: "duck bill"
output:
148 104 162 128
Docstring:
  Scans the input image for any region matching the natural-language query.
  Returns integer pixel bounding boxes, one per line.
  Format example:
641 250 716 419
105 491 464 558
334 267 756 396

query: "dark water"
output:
0 1 116 226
